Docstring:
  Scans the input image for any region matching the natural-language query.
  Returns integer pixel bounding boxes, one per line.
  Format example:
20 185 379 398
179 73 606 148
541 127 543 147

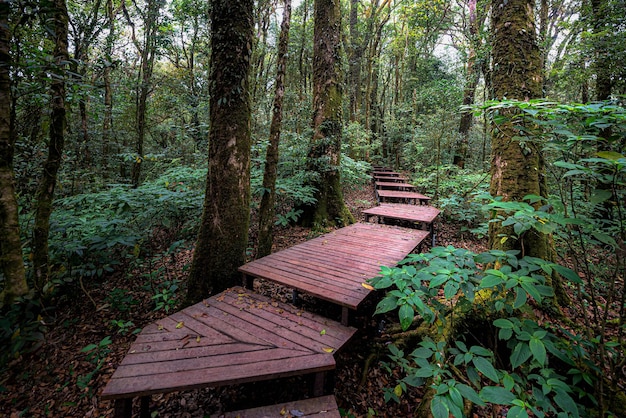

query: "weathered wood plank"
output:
101 287 356 400
214 395 341 418
376 189 431 204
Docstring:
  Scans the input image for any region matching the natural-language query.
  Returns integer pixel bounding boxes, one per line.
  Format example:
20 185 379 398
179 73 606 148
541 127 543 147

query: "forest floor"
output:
1 183 489 418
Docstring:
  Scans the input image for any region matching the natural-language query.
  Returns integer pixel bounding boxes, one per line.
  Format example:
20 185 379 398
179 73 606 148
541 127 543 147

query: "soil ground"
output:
0 184 490 417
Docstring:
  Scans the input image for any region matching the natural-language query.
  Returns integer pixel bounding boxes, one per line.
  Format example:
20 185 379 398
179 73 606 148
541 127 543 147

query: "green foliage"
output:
36 167 205 293
77 336 113 394
372 246 583 417
152 279 180 313
105 288 138 313
0 297 46 369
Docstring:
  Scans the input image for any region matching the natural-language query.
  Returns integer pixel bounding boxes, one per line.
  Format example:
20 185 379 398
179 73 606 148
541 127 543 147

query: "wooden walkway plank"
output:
101 287 356 401
376 189 431 205
214 395 341 418
239 223 428 318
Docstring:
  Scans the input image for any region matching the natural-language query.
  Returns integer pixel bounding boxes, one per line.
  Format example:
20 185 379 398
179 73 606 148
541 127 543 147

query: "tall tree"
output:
32 0 69 292
488 0 547 258
299 0 354 227
185 0 254 304
257 0 291 259
0 0 29 304
126 0 163 188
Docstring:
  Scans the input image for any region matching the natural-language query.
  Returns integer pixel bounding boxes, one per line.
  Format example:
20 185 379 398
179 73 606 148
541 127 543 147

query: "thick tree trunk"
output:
0 0 29 304
299 0 354 227
257 0 291 259
185 0 253 304
488 0 547 259
32 0 69 292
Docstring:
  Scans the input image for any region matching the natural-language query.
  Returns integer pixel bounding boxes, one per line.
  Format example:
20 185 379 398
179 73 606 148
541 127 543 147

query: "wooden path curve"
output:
102 165 438 417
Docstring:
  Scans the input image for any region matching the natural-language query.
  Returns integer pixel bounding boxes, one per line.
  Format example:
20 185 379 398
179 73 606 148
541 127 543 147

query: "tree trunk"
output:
130 0 160 188
453 0 481 169
257 0 291 259
0 0 29 304
102 0 115 173
298 0 310 100
32 0 69 292
185 0 253 304
299 0 354 227
488 0 547 259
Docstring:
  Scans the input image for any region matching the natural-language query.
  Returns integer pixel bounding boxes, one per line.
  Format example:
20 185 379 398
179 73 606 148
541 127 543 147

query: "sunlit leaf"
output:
322 347 334 353
176 321 184 329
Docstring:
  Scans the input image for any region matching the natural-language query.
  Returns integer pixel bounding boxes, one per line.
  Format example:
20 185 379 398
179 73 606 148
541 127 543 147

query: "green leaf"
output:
552 265 582 284
510 342 531 369
493 318 514 329
375 295 399 314
443 280 459 299
430 395 450 418
411 346 433 359
469 345 492 357
473 356 499 383
529 337 547 365
480 386 515 405
513 288 528 309
457 383 485 406
596 150 625 160
448 386 464 408
507 405 529 418
553 389 579 418
479 274 505 288
398 303 414 331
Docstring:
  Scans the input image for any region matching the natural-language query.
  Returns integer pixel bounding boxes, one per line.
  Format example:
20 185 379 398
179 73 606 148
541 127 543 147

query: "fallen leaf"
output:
157 324 164 330
361 283 374 290
320 329 326 335
176 322 184 329
322 347 334 353
196 335 201 343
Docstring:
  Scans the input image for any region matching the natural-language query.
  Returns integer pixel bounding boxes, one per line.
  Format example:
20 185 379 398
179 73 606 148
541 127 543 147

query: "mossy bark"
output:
257 0 291 259
488 0 548 260
32 0 69 293
185 0 253 304
0 1 29 304
299 0 354 228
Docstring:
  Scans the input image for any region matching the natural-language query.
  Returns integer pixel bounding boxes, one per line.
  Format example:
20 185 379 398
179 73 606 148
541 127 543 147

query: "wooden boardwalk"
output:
101 165 438 417
239 223 428 325
102 287 356 413
363 204 440 246
376 189 431 205
375 181 417 191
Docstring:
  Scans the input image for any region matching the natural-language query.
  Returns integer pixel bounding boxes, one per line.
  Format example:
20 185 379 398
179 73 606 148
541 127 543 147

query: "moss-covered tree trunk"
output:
32 0 69 292
488 0 548 259
0 0 29 304
257 0 291 259
185 0 253 304
299 0 354 228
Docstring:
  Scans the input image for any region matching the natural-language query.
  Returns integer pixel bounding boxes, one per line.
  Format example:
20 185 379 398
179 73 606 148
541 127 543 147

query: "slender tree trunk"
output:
299 0 354 227
0 0 29 304
130 0 160 188
488 0 547 259
102 0 115 173
348 0 361 122
32 0 69 292
454 0 481 169
257 0 291 259
185 0 254 304
297 0 310 102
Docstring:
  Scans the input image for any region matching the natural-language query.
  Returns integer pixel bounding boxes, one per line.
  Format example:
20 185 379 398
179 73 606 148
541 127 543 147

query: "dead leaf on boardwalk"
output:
320 329 326 335
157 324 164 330
196 335 201 343
176 321 184 329
361 283 374 290
322 347 334 353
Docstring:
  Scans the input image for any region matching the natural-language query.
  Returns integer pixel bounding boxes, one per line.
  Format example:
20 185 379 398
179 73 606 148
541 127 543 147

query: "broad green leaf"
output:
552 265 583 284
479 274 505 288
398 303 414 331
430 396 450 418
514 288 528 308
596 151 625 160
375 295 399 314
529 337 547 365
480 386 516 405
510 343 531 369
473 356 499 383
443 280 459 299
507 405 529 418
457 383 485 406
493 318 514 329
469 345 492 357
411 346 433 359
448 386 464 408
553 389 579 418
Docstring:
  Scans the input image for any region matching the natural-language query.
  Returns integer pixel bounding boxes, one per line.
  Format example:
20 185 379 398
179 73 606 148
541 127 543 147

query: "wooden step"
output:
213 395 341 418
